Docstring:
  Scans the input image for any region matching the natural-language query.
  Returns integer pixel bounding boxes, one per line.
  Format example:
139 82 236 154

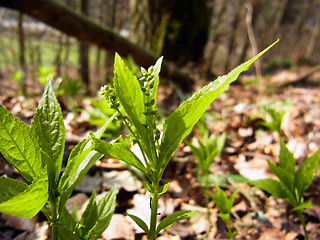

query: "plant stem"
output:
49 195 58 240
203 172 210 208
298 212 309 240
226 221 235 239
149 186 160 240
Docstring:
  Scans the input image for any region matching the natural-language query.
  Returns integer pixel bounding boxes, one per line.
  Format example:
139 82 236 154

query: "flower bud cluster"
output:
139 66 161 144
98 85 119 110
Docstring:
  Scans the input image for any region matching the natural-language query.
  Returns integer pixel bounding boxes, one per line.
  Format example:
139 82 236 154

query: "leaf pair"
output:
211 186 238 223
251 138 320 211
127 210 198 238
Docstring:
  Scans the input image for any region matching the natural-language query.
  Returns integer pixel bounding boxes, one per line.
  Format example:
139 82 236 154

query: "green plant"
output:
211 186 238 239
37 65 55 85
266 58 292 71
55 77 86 111
251 139 320 240
257 105 286 133
91 41 277 239
185 127 226 203
187 131 226 178
0 79 117 240
80 97 122 138
12 70 25 95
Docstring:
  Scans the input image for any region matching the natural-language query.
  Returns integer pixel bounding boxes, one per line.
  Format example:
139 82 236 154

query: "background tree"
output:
78 0 90 90
17 11 27 95
162 0 210 65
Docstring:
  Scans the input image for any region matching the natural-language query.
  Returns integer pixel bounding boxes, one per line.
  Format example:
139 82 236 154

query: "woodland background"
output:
0 0 319 94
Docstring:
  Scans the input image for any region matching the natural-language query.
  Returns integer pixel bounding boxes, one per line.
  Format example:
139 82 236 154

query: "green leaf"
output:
59 114 117 208
58 206 77 233
79 191 98 238
267 160 295 194
250 178 296 207
155 210 199 235
217 212 230 223
91 135 147 174
0 177 28 201
278 138 296 175
0 105 42 182
0 177 28 202
158 182 170 195
126 214 149 235
184 139 205 166
295 147 320 200
0 176 48 218
113 53 146 133
229 189 238 209
150 56 163 101
113 54 156 165
59 147 102 208
211 186 234 214
32 79 65 186
91 185 117 238
57 225 81 240
159 40 278 176
292 200 313 212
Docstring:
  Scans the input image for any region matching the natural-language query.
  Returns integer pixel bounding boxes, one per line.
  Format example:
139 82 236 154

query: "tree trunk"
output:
162 0 210 65
203 0 227 76
79 0 90 89
104 0 116 80
224 2 241 72
17 11 27 95
55 33 64 77
0 0 194 89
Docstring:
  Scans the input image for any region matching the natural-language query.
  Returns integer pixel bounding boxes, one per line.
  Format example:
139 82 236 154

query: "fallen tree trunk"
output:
278 64 320 88
0 0 194 89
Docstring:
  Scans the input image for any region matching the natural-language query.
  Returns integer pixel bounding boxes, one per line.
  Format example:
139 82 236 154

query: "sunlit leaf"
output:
0 177 28 202
159 40 279 177
295 147 320 200
0 176 48 218
155 210 199 235
0 105 42 182
32 79 65 187
126 213 149 235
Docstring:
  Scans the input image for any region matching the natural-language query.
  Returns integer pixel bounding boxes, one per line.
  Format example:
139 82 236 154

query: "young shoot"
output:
251 138 320 240
211 186 238 239
91 40 277 239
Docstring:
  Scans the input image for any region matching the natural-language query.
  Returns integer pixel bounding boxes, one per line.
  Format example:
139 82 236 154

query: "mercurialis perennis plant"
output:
0 80 117 240
91 40 278 239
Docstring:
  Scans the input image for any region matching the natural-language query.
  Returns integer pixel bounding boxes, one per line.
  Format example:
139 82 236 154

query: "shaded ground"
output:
0 68 320 240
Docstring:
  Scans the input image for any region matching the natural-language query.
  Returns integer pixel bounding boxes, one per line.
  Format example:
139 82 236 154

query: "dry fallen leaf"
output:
102 214 135 240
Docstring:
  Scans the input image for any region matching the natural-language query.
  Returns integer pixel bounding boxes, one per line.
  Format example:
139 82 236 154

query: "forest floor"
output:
0 67 320 240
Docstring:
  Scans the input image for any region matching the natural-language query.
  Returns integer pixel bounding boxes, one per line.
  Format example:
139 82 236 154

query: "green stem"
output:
298 212 309 240
115 106 151 173
226 220 235 239
203 172 210 208
49 194 58 240
148 186 160 240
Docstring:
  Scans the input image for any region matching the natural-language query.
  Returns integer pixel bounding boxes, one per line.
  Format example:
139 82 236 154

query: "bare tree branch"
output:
0 0 194 89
